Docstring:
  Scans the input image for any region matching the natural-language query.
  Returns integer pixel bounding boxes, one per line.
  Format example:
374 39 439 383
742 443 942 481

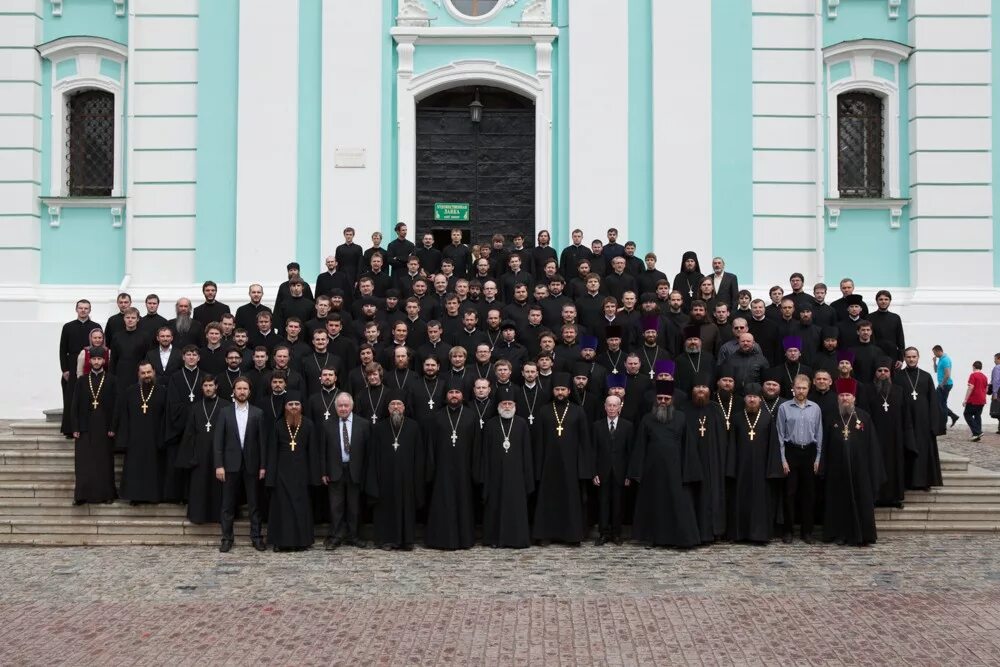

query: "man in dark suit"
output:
318 391 370 549
591 394 634 545
145 326 183 381
213 377 267 552
709 256 739 310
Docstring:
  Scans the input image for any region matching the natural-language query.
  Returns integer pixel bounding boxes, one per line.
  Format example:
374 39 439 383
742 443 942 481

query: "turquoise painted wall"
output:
551 0 569 251
994 7 1000 286
41 207 125 283
194 0 239 282
627 0 652 254
712 0 753 279
380 0 398 240
823 0 907 47
425 1 525 28
825 209 909 286
43 0 127 44
413 44 535 76
296 0 322 276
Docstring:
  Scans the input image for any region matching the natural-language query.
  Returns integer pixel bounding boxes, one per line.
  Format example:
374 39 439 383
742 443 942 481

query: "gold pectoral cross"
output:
91 399 99 409
556 424 564 436
289 439 297 452
842 425 850 440
748 427 755 441
141 403 148 414
698 417 706 437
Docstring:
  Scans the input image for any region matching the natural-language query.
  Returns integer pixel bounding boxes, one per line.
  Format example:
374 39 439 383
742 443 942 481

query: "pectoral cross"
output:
205 422 212 433
698 419 706 437
882 400 889 412
323 410 331 420
91 399 99 409
688 289 693 297
911 390 918 400
451 431 458 445
371 415 378 424
611 368 618 375
479 418 485 428
502 438 511 452
649 370 654 379
842 425 850 439
188 392 195 402
428 398 435 409
141 402 149 415
556 424 564 436
748 427 755 441
289 438 297 452
528 414 534 425
392 440 399 451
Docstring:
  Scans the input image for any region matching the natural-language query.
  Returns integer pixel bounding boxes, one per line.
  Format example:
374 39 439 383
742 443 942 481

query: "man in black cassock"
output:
424 382 481 550
591 394 633 545
866 358 915 507
117 361 166 503
266 392 319 551
822 379 885 546
70 347 117 504
726 383 784 543
480 397 535 548
60 299 102 437
110 307 148 397
894 347 944 490
366 395 424 550
532 372 592 545
629 380 702 547
177 375 223 524
684 382 731 543
163 345 203 502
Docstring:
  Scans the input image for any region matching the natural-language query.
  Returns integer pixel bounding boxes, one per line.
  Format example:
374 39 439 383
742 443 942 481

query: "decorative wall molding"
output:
520 0 551 26
888 0 901 19
48 206 60 228
396 0 431 28
390 25 559 46
824 198 909 229
110 207 123 228
442 0 514 25
113 0 126 17
49 0 128 19
827 0 901 20
50 0 63 17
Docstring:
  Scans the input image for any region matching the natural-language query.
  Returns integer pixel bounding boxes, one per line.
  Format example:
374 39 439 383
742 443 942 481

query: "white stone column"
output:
395 36 417 234
534 37 554 235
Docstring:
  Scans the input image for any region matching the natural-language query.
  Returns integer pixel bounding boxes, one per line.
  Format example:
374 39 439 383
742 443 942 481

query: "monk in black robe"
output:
424 384 481 550
684 383 731 543
109 309 147 397
894 347 944 490
726 384 784 543
629 380 702 548
367 396 425 549
866 359 916 507
480 399 535 548
116 361 166 503
70 347 117 504
59 300 102 437
266 393 319 550
823 380 886 546
532 373 592 545
177 376 223 524
163 347 204 502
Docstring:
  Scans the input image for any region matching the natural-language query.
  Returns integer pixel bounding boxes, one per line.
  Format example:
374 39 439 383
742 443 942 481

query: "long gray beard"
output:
653 405 673 423
876 378 891 394
498 407 515 420
839 406 853 420
390 412 404 429
175 314 191 334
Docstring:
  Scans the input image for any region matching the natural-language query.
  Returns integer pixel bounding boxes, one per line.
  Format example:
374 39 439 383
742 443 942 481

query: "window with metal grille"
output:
66 89 114 197
837 91 884 198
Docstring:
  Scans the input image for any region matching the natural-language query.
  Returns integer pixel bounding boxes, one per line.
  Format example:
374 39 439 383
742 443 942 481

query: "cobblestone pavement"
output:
1 534 999 664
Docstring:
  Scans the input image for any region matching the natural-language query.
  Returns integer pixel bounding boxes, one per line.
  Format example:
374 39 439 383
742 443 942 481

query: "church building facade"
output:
0 0 998 415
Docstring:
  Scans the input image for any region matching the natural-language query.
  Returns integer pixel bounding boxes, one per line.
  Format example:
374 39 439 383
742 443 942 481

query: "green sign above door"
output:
433 202 470 222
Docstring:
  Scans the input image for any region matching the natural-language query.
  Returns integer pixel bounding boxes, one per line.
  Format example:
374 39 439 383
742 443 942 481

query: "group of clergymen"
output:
57 224 943 552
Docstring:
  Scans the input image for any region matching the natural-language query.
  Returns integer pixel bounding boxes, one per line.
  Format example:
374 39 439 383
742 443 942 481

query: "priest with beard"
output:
713 373 737 436
894 347 944 490
306 367 341 425
59 299 102 437
571 363 602 423
822 379 885 546
163 345 204 502
176 375 223 524
366 395 425 550
673 251 704 311
727 383 784 543
532 373 592 545
265 392 320 551
629 380 702 547
69 347 117 504
684 382 731 543
480 397 535 548
865 359 915 508
116 361 166 503
424 381 481 550
674 327 715 396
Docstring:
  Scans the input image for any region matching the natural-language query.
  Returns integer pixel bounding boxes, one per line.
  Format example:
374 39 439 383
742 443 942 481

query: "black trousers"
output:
598 471 626 538
784 444 816 537
328 464 361 541
220 461 261 542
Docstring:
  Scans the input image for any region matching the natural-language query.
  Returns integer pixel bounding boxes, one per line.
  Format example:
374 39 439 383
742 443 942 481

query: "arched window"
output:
66 90 115 197
837 91 883 198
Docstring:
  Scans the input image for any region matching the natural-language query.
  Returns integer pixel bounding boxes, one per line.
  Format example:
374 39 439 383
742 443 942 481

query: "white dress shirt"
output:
340 414 353 463
158 345 172 370
235 402 249 447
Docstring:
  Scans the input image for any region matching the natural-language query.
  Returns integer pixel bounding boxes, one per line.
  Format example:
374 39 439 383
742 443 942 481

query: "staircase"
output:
1 418 999 545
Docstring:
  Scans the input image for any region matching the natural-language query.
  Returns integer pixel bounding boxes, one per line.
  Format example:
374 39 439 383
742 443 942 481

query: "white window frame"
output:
823 39 911 202
443 0 507 24
37 37 127 198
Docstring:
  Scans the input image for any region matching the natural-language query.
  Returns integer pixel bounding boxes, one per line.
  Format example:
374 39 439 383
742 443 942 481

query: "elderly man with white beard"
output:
628 380 702 548
367 395 424 550
480 397 535 548
168 297 204 349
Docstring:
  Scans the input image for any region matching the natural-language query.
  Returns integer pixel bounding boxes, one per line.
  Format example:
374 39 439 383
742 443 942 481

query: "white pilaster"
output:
321 0 383 260
652 0 712 261
568 1 628 245
235 0 300 284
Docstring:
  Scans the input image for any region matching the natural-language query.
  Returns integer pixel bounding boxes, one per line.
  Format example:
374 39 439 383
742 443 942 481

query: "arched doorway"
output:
415 85 536 249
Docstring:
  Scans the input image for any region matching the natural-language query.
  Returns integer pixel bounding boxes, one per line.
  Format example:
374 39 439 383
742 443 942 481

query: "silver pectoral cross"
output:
428 398 435 409
188 392 195 402
911 390 918 400
392 440 399 450
611 368 618 374
479 418 485 428
323 410 331 420
882 400 889 412
371 415 378 424
205 422 212 433
528 414 534 425
649 370 654 379
451 431 458 445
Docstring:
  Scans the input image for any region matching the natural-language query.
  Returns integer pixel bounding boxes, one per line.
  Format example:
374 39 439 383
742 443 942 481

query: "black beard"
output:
692 394 709 408
876 378 891 394
716 389 732 402
141 379 154 389
553 396 568 406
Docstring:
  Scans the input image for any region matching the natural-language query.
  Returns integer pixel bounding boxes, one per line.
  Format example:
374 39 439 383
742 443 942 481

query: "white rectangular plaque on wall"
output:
334 148 366 168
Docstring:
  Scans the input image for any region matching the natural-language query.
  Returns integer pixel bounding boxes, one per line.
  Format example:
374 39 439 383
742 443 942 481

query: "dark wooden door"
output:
416 87 535 249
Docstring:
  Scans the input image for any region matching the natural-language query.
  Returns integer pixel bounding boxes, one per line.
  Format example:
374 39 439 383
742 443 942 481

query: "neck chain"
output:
202 398 219 432
641 345 658 379
553 403 569 437
499 416 513 453
904 368 920 400
182 367 200 402
838 411 858 440
522 385 539 424
390 419 403 450
607 349 623 374
763 396 781 416
452 367 466 378
312 352 329 372
139 383 155 414
424 377 440 409
320 388 337 420
785 362 800 387
270 394 283 419
88 372 105 410
474 398 491 428
687 351 702 373
393 369 410 389
717 394 733 430
285 418 301 451
744 409 762 441
368 385 385 423
486 329 501 349
878 386 891 412
446 406 463 446
477 363 490 379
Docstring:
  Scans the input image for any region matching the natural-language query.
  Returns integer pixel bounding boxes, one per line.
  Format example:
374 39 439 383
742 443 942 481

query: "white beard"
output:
390 412 404 429
498 407 516 420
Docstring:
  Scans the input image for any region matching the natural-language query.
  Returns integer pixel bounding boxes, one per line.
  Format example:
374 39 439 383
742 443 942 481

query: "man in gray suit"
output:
318 392 370 549
213 377 267 552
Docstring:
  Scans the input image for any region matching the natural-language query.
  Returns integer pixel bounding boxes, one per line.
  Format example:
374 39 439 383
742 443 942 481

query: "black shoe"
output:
613 536 624 546
219 540 233 553
782 534 793 544
252 539 267 552
348 538 367 549
950 415 958 428
594 536 608 546
380 543 395 551
400 544 414 551
803 535 815 545
324 537 340 550
73 500 85 506
972 434 982 442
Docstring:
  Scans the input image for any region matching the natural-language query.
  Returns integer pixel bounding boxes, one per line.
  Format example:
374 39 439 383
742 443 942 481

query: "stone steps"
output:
875 504 1000 522
904 488 1000 504
0 497 188 518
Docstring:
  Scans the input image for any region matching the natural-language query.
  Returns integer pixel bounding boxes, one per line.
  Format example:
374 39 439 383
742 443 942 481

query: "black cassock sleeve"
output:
627 419 646 482
680 416 703 485
175 410 198 469
576 411 593 481
412 427 426 509
306 420 323 486
865 415 887 497
365 432 381 501
765 418 785 480
520 420 535 496
264 424 280 487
